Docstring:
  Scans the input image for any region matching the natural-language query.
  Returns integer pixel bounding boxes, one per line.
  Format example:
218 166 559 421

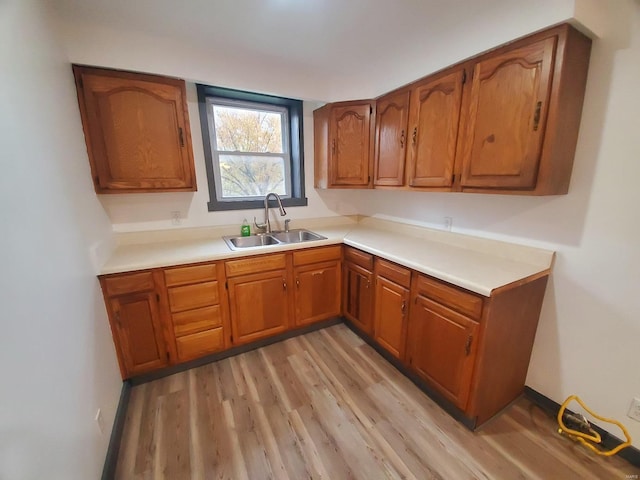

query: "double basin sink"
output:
223 229 327 251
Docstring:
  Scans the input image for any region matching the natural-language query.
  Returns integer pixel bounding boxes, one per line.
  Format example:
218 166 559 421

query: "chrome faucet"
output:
254 192 286 233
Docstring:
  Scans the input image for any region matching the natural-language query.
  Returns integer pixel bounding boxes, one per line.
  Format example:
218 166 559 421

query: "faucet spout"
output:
256 192 287 233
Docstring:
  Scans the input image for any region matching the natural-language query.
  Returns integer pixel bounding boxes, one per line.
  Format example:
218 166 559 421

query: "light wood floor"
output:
115 324 639 479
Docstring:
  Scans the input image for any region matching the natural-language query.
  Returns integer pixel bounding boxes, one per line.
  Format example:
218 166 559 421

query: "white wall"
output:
0 1 122 478
346 0 640 447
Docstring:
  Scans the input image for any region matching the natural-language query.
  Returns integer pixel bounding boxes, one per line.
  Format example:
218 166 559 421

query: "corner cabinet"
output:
73 65 197 194
314 100 375 188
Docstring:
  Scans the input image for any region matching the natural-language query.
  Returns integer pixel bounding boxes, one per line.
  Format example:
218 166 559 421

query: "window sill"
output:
207 197 308 212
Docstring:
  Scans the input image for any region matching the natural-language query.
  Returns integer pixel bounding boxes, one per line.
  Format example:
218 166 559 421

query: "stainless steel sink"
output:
271 229 326 244
223 229 327 251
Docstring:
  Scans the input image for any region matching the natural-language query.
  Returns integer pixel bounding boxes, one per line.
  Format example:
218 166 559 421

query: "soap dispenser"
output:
241 218 250 237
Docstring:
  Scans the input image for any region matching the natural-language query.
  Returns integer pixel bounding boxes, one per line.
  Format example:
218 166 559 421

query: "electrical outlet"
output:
443 216 453 231
95 408 105 435
170 211 181 225
628 397 640 422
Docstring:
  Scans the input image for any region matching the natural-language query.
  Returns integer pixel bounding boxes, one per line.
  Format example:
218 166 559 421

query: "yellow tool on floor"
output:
557 394 632 456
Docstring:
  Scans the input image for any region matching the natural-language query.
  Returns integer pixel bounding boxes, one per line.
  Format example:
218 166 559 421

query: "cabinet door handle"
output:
366 279 371 289
283 280 287 290
178 127 185 147
412 127 417 146
533 101 542 131
332 138 336 155
400 129 405 148
401 300 406 315
296 278 300 288
465 335 473 356
115 310 121 326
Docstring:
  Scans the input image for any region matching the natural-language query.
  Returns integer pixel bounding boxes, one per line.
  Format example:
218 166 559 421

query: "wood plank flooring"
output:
115 324 639 479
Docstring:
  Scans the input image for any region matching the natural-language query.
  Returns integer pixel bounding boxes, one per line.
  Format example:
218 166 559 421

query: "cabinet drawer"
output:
172 305 222 337
175 327 224 362
376 258 411 288
225 254 287 277
293 246 342 266
164 263 217 286
344 246 374 270
415 275 483 319
168 281 219 312
103 271 154 296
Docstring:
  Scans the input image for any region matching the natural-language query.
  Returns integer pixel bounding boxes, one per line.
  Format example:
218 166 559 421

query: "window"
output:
197 85 307 211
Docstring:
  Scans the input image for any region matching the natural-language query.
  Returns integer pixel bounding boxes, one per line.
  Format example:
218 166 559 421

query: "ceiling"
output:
52 0 578 100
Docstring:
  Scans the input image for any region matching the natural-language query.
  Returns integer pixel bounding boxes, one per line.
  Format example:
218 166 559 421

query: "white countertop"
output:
100 217 554 297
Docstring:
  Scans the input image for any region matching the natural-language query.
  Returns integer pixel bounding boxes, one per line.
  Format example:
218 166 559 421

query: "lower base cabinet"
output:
293 246 342 326
100 243 548 429
374 258 411 359
100 272 169 378
225 253 291 345
406 294 479 410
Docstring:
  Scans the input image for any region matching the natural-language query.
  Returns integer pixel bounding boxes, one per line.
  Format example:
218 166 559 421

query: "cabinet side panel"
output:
313 105 330 189
536 26 592 194
469 276 548 424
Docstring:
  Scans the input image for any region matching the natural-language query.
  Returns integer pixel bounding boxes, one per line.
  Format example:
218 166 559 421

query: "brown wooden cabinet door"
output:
374 90 410 186
343 262 374 334
330 103 373 186
406 69 464 188
108 291 169 377
228 270 290 345
459 37 556 189
73 66 196 193
294 260 341 326
407 295 479 410
374 276 409 359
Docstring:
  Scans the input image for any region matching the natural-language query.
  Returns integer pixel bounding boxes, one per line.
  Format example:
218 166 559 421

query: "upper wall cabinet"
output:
73 66 197 194
314 23 591 195
406 68 465 189
314 100 375 188
374 90 410 187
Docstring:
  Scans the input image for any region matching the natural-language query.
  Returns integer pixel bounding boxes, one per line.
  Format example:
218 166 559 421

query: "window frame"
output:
197 84 308 211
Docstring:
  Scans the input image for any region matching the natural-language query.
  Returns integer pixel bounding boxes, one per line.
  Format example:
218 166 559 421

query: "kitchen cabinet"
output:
374 90 410 187
314 23 591 195
314 100 375 188
458 37 555 190
406 276 480 410
373 258 411 359
293 246 342 326
163 263 229 362
100 271 169 378
406 68 464 189
225 254 292 345
73 65 196 194
343 247 375 334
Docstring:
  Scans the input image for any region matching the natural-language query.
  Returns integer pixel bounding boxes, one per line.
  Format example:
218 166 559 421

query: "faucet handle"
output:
284 219 291 232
